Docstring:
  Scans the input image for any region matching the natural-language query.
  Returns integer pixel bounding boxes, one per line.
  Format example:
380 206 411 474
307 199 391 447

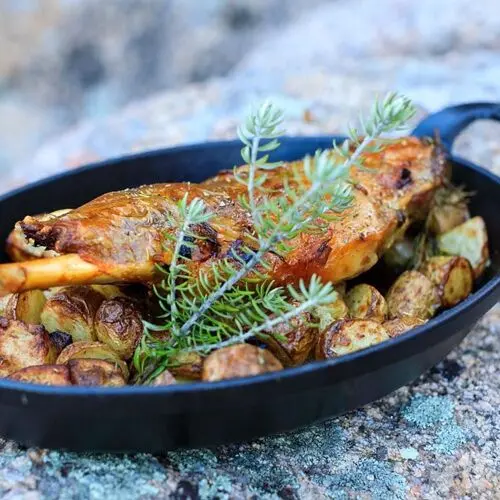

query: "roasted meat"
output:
0 138 446 295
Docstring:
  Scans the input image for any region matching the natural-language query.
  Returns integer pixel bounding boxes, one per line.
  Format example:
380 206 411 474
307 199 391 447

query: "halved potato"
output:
382 317 425 337
4 290 46 324
169 351 204 380
56 341 129 380
428 187 470 235
67 359 126 387
437 216 489 279
202 344 283 382
345 284 388 323
9 364 71 385
262 311 316 366
386 270 440 320
95 297 143 359
315 319 390 358
419 256 474 308
0 318 56 377
41 286 105 342
313 295 349 330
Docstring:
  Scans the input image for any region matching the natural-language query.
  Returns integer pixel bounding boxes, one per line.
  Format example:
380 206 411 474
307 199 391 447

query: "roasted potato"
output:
262 310 316 366
4 290 46 324
41 286 105 342
315 319 390 358
0 318 57 377
419 256 473 308
313 295 349 330
383 238 414 270
382 317 425 337
345 284 388 323
386 270 440 320
56 341 129 380
9 364 71 385
428 187 470 235
150 370 177 386
95 297 143 359
437 216 489 279
202 344 283 381
67 359 126 387
169 351 204 380
48 331 73 354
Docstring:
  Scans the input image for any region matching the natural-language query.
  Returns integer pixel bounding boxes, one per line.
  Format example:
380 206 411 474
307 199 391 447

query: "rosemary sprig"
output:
163 194 213 335
133 92 416 383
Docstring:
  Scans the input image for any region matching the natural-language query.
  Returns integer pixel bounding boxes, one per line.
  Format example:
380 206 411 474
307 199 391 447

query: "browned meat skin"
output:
4 137 446 290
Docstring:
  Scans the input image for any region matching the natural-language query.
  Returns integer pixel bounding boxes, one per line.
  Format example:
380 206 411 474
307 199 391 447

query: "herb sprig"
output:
134 92 416 383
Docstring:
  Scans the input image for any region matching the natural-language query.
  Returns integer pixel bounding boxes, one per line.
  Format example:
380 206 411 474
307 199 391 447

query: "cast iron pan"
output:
0 103 498 453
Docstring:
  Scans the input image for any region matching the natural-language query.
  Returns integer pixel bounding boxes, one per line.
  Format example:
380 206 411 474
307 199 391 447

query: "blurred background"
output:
1 0 499 188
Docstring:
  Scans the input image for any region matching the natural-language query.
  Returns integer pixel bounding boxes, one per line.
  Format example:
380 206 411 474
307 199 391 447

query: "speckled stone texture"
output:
1 1 500 498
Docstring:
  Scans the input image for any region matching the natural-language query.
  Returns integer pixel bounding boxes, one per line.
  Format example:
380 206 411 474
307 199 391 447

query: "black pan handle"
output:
412 102 500 152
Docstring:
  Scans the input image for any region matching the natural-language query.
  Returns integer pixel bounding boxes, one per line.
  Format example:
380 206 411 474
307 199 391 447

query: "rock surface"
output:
0 0 326 174
1 1 500 498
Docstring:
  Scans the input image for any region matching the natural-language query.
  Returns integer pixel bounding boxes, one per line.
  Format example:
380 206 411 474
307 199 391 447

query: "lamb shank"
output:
0 137 446 296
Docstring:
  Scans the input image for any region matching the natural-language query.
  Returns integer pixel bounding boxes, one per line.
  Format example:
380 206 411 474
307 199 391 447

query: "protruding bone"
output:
0 254 155 296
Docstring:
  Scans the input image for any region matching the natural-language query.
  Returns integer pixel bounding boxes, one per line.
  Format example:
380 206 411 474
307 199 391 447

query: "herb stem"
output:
248 135 262 236
188 296 319 353
178 248 266 335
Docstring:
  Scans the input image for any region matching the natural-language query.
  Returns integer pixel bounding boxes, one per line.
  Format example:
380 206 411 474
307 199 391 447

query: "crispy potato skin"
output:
315 319 390 358
382 317 425 337
9 364 72 385
437 216 489 279
67 359 125 386
169 351 204 380
41 286 105 342
202 344 283 381
150 370 177 386
386 270 440 320
0 318 56 377
5 290 46 324
419 256 473 308
95 297 143 359
263 310 316 366
345 284 388 323
56 340 129 380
